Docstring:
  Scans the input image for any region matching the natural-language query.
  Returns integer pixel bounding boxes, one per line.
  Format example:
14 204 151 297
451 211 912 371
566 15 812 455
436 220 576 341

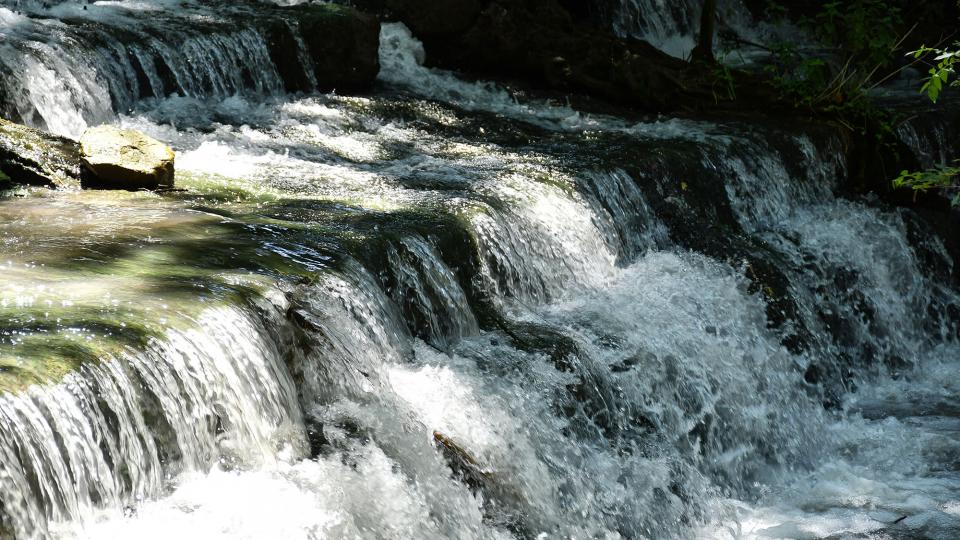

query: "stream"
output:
0 2 958 539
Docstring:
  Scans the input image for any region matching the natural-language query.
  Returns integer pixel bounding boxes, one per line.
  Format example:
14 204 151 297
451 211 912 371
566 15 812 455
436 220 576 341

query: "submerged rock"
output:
0 118 82 188
433 430 492 491
79 126 175 190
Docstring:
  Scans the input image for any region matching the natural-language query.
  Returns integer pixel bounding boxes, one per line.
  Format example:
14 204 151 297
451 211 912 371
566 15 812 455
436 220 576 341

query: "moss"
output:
169 170 285 206
0 313 160 393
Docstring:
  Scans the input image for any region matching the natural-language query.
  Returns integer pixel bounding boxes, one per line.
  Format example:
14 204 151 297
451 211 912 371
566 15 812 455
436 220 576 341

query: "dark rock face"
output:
350 0 703 111
0 119 82 188
350 0 773 112
453 0 688 110
265 4 380 93
376 0 483 39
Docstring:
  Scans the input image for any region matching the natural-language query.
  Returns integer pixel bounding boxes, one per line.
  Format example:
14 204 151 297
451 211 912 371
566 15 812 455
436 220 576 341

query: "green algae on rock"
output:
0 189 321 392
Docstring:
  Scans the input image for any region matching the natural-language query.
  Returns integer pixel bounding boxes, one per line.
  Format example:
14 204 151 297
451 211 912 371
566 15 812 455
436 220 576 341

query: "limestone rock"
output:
79 125 175 190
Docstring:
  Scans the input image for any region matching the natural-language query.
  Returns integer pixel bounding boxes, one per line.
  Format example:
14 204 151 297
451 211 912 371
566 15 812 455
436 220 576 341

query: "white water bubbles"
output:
715 132 842 234
377 22 607 131
607 0 795 62
582 168 670 262
0 3 294 137
701 351 960 540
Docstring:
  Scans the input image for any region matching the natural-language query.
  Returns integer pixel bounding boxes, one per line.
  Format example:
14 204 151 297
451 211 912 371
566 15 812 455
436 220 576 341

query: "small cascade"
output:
0 2 311 137
875 87 960 171
896 114 958 170
717 133 842 234
377 23 594 130
385 236 479 350
582 168 670 262
469 174 617 305
761 202 959 383
702 122 959 389
607 0 704 57
0 305 305 538
604 0 757 58
291 261 412 403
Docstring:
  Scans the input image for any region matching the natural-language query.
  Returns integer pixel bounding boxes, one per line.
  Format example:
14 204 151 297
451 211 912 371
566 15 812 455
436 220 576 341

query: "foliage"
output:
911 44 959 103
757 2 959 206
710 58 737 103
764 44 832 107
893 43 960 206
764 0 905 109
894 166 960 206
811 1 902 68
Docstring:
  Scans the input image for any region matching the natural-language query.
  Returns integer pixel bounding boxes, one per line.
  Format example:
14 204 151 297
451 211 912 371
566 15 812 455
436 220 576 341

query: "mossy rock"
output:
0 118 82 188
0 190 324 392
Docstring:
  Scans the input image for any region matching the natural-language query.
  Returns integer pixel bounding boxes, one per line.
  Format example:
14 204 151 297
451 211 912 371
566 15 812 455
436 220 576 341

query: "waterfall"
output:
604 0 758 58
0 8 958 540
0 304 305 538
0 2 306 137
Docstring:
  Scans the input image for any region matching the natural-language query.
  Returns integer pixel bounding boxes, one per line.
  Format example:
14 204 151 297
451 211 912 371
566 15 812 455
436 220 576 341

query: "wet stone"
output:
79 126 175 190
0 118 82 188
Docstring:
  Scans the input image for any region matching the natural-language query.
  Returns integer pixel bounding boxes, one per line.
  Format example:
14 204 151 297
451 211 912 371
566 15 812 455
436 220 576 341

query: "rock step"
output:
0 120 177 191
0 2 379 127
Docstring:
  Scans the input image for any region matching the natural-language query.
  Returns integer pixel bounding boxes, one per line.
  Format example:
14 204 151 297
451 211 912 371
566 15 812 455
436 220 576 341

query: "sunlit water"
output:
0 4 957 540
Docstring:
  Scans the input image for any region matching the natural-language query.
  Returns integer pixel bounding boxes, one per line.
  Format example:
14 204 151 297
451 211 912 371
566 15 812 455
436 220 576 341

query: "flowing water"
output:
0 3 959 540
601 0 783 59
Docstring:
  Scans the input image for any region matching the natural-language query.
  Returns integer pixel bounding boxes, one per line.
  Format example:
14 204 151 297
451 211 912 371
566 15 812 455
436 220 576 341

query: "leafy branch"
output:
894 165 960 206
912 45 959 102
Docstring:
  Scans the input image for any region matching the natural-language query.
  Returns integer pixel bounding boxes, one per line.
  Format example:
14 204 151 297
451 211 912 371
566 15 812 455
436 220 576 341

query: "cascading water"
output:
601 0 758 58
0 1 314 137
0 5 959 540
0 301 306 538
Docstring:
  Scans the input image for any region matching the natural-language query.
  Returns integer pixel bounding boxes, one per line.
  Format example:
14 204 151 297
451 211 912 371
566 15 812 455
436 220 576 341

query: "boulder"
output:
0 118 83 188
79 125 175 190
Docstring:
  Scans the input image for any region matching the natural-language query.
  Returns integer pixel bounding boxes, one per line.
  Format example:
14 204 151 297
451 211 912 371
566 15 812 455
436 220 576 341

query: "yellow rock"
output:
79 125 175 190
